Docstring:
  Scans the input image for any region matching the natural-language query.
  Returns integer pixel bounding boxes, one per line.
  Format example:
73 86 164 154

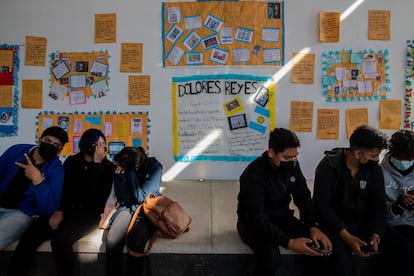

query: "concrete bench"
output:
1 180 377 276
0 180 303 276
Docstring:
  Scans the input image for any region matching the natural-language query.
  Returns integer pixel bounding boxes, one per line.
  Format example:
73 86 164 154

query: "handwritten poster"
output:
317 109 339 140
129 75 150 105
322 49 389 102
120 43 143 73
379 100 401 130
291 53 315 84
37 112 149 155
0 44 19 136
345 108 368 138
25 36 47 66
21 80 42 109
95 13 117 44
172 74 275 161
0 86 13 107
319 12 340 42
368 10 390 41
290 101 313 132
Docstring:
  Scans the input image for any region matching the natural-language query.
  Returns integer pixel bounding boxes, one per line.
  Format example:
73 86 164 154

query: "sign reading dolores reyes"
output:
172 74 275 162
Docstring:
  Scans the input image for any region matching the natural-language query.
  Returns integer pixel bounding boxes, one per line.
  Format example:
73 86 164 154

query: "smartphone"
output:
360 245 380 255
306 243 331 256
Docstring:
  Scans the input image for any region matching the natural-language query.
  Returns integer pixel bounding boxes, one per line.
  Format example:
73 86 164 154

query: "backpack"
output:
126 193 192 257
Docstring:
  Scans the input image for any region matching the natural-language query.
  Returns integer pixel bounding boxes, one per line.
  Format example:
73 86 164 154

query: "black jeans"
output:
106 207 156 276
326 223 414 276
237 215 309 276
51 210 100 276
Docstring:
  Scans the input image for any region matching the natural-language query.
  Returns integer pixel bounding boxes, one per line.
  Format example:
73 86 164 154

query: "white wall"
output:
0 0 409 180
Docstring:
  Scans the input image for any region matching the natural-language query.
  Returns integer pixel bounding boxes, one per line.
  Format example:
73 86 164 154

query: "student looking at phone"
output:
313 126 414 276
237 128 332 276
7 128 116 276
381 130 414 239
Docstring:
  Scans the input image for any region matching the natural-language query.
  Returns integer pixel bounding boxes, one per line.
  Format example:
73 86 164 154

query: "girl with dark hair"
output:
103 146 163 276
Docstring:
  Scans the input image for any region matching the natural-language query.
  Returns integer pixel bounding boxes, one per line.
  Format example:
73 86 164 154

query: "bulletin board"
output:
0 44 19 137
37 111 148 156
405 40 414 129
172 74 275 162
162 1 284 67
322 49 390 102
49 51 110 104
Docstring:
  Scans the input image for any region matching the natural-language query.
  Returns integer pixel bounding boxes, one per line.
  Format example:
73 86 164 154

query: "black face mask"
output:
361 159 379 169
38 142 59 160
279 160 296 170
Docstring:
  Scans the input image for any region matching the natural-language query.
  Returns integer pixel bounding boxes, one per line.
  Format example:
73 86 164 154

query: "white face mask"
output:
390 157 414 171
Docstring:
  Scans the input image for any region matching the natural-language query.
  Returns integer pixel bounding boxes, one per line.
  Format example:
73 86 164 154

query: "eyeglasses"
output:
42 137 62 149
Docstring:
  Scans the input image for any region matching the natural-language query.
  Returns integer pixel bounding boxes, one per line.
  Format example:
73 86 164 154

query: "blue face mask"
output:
390 158 414 171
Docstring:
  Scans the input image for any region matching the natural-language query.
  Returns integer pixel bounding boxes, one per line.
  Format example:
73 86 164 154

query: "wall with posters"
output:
0 0 412 180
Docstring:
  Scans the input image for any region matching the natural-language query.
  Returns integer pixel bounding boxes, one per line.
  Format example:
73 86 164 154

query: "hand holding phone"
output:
360 245 380 255
306 242 331 256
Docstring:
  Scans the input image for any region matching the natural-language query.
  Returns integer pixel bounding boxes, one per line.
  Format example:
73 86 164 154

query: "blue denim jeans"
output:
0 208 35 249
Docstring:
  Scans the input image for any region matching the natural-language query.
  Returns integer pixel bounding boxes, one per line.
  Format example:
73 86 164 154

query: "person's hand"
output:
287 237 326 256
368 233 380 252
49 211 64 230
93 141 107 163
392 194 414 215
309 227 333 252
339 229 369 257
115 165 125 174
15 153 43 185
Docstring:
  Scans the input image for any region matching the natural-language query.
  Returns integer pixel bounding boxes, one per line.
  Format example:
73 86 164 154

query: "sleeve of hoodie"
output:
313 159 347 234
366 167 386 236
239 167 291 248
136 159 162 204
291 163 319 228
30 158 64 215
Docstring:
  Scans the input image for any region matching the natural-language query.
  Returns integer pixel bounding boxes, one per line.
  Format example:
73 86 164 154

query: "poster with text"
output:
172 74 275 162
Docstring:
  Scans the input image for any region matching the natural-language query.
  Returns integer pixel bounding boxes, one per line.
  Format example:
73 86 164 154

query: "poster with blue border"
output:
0 44 19 137
172 74 275 162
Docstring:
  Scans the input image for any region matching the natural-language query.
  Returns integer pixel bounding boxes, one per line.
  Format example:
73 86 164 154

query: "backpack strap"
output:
126 204 159 257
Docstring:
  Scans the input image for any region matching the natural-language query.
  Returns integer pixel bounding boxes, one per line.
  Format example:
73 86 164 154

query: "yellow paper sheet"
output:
319 12 340 42
291 53 315 84
379 100 401 130
128 75 150 105
345 108 368 138
95 13 117 43
317 109 339 140
290 101 313 132
0 49 14 68
368 10 390 41
120 43 143 73
25 36 47 66
21 80 43 109
0 86 13 107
